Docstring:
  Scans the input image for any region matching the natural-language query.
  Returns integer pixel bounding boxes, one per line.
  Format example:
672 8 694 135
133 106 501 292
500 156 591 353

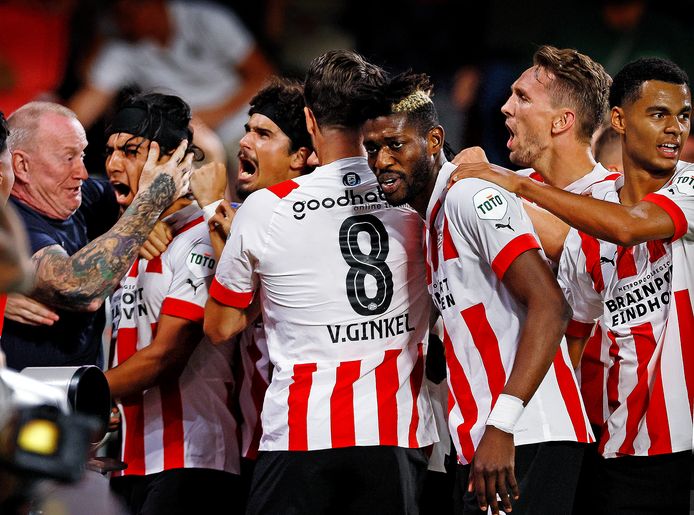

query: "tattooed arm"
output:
29 141 193 311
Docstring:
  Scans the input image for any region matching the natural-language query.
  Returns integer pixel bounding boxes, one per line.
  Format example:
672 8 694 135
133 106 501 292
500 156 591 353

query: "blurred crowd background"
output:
2 0 694 175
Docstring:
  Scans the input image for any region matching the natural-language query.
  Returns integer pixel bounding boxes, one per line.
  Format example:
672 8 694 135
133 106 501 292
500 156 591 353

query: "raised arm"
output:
448 161 675 246
30 141 193 311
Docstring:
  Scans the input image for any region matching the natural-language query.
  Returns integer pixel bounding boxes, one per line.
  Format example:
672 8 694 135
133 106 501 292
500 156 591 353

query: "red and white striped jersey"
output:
212 157 437 452
233 320 271 459
559 162 694 458
111 204 239 476
427 162 593 466
520 164 621 428
516 163 620 195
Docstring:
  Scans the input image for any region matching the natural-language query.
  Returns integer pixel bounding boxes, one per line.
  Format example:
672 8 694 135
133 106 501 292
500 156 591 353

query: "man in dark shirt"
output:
2 101 192 370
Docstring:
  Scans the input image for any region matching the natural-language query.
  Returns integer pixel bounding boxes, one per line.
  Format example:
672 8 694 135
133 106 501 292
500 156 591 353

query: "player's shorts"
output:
110 468 241 515
247 445 428 514
454 441 585 515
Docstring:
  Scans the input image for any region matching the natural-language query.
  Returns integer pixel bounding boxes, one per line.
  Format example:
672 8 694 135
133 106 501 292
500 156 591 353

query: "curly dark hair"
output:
249 77 312 152
304 50 387 129
106 92 204 161
609 57 690 108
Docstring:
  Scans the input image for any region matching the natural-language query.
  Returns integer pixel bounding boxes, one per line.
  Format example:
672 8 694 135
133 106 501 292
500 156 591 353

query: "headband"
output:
249 104 312 151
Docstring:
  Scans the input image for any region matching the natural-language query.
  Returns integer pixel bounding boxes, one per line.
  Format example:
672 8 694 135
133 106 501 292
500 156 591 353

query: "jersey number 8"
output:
339 215 394 316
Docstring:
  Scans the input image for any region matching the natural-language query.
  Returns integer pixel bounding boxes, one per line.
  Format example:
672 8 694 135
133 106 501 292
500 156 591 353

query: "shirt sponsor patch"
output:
673 172 694 196
473 187 508 220
186 243 216 278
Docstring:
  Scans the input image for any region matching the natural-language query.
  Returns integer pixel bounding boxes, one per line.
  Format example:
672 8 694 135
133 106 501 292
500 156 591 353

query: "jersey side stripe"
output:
407 342 425 448
553 350 591 443
145 256 163 273
646 352 672 455
287 362 317 451
618 322 656 456
580 323 606 426
443 326 477 463
616 247 638 279
675 290 694 416
600 331 621 454
461 304 506 401
247 341 269 458
330 359 360 448
579 233 604 293
375 349 401 446
161 379 185 469
118 327 145 475
442 216 459 261
429 200 443 272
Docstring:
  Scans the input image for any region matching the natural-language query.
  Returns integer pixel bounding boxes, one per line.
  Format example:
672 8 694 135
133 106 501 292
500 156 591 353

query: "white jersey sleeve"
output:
211 189 275 308
89 42 135 93
444 178 541 279
557 229 604 337
161 236 216 323
642 162 694 241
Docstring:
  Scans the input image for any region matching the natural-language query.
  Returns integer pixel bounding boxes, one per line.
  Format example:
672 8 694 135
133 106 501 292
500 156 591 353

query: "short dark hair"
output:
0 112 8 154
533 45 612 142
304 50 387 129
249 77 312 152
106 92 203 160
610 57 690 108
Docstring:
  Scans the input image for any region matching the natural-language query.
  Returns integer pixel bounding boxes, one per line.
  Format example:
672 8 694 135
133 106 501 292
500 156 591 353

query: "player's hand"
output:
208 200 237 258
191 162 227 208
447 162 518 192
4 293 59 326
137 140 194 204
140 220 173 260
452 146 489 165
468 425 519 514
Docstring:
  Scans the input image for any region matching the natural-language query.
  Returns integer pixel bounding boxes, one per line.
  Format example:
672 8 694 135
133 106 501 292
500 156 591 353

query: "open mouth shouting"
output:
110 180 133 206
237 151 258 185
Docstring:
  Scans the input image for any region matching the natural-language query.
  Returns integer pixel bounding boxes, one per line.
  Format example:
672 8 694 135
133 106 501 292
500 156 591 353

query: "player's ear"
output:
611 107 626 135
427 125 444 155
551 110 575 135
290 146 311 172
304 107 317 138
11 150 29 184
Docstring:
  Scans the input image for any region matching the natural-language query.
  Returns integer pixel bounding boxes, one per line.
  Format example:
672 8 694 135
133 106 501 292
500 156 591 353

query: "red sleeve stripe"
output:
161 297 204 323
210 277 254 308
267 179 300 199
491 233 540 280
566 319 595 338
642 192 688 241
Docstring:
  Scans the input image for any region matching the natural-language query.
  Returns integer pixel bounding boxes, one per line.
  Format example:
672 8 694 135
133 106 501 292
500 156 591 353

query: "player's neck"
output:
619 156 676 205
160 197 192 219
412 152 446 219
313 127 366 166
533 144 596 190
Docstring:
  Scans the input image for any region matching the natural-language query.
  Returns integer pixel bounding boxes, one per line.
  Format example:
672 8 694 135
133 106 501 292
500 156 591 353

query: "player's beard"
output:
390 153 433 207
510 132 544 168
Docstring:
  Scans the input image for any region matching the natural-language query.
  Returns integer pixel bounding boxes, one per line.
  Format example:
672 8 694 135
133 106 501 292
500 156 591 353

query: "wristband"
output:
486 394 524 434
202 199 223 223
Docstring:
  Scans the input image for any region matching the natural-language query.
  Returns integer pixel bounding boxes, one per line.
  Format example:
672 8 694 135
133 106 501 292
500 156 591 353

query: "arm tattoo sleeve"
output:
31 174 177 310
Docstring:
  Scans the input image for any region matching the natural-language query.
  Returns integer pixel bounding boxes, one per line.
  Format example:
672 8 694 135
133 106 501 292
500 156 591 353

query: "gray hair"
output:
7 102 79 152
